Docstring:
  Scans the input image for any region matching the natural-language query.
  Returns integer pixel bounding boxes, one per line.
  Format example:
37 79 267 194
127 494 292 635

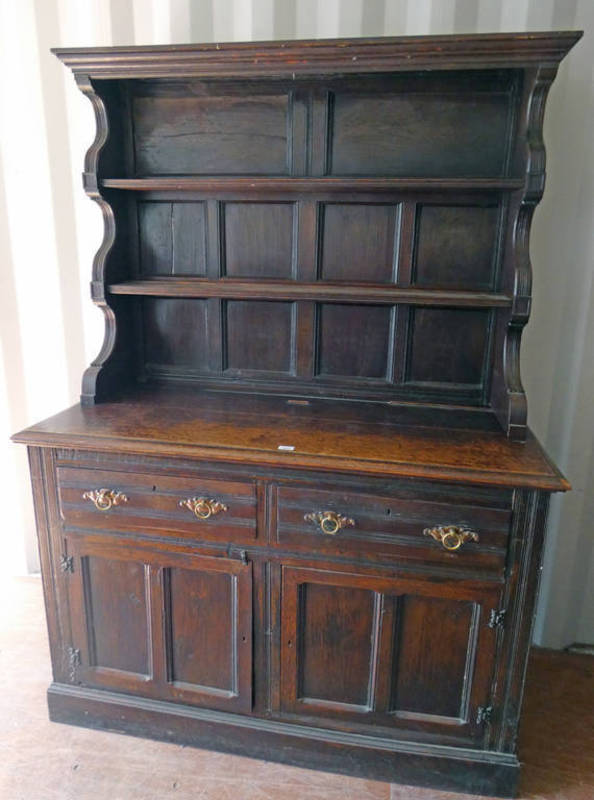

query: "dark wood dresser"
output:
13 32 581 797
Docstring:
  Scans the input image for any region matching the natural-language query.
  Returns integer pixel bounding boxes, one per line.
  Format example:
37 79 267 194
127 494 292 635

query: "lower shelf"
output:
47 683 519 797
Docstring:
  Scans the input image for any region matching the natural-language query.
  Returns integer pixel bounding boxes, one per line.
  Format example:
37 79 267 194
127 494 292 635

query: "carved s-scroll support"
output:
74 74 124 406
491 65 559 441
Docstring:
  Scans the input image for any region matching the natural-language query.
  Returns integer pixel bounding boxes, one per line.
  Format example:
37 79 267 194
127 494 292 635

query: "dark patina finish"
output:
14 32 581 797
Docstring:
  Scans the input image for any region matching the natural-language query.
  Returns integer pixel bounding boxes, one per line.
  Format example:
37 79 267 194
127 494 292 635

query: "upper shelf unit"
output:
54 32 583 438
89 69 528 184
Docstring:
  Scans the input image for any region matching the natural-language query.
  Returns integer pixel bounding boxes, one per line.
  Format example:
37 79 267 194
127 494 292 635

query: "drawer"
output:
275 484 512 570
57 466 257 543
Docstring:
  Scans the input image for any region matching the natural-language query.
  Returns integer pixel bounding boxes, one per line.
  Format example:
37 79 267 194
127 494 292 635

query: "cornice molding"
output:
52 31 582 79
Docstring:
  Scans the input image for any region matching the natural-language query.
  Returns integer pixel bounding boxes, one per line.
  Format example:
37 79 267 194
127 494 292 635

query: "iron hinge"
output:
476 705 494 725
226 545 249 565
66 646 81 681
60 554 74 574
488 608 506 629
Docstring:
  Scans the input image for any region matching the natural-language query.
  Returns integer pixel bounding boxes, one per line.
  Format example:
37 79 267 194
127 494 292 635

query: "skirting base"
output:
47 683 519 797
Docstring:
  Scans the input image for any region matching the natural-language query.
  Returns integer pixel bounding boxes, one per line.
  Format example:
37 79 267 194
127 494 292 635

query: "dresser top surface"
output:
13 387 567 491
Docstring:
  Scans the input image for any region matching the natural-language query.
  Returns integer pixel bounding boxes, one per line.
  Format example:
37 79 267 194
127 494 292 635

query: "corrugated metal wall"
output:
1 0 592 648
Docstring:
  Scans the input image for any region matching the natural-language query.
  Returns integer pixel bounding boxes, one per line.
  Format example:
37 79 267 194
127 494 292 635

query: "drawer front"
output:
275 484 511 569
57 466 257 542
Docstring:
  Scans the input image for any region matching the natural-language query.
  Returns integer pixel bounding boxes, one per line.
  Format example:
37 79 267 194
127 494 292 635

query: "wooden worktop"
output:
13 386 568 491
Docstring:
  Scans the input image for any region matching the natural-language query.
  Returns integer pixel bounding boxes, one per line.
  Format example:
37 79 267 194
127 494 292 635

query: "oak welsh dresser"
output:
13 32 581 797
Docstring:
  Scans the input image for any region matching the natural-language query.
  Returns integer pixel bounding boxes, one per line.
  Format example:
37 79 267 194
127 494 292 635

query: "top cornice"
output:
52 31 582 79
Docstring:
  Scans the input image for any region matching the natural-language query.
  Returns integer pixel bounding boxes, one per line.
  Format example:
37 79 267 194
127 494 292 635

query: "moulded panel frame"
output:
279 564 502 745
63 533 253 713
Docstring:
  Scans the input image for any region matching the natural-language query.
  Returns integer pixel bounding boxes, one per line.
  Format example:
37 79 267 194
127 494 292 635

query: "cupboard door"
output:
280 566 500 743
159 554 252 712
64 537 252 712
65 539 154 695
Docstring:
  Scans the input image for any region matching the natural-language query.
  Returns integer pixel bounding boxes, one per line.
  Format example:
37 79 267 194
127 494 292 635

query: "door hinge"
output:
66 646 81 681
60 554 74 573
488 608 506 629
235 549 249 565
476 705 494 725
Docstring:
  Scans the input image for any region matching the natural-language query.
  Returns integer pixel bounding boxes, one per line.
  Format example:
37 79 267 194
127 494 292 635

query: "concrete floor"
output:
0 576 592 800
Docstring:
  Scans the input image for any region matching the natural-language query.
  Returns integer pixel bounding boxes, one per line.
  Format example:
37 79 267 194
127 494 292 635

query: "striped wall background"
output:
0 0 592 649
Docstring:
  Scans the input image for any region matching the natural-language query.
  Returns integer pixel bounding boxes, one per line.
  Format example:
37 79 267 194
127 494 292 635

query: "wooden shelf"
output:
100 176 525 193
108 279 512 307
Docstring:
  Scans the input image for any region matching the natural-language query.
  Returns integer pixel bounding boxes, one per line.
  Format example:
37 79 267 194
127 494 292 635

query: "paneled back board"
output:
12 33 580 799
53 31 580 440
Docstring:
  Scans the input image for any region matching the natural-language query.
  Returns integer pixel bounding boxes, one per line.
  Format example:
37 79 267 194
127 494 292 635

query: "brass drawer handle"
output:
179 496 228 520
423 525 479 551
82 489 128 511
304 511 355 536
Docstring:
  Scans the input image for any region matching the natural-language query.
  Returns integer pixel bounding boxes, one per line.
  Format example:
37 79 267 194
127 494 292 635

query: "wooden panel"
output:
223 202 295 278
390 595 476 719
281 568 380 716
133 90 290 175
139 202 207 276
317 304 391 379
143 298 209 371
413 205 499 289
159 552 253 712
407 308 490 386
319 203 399 283
384 578 501 737
225 300 294 374
84 555 149 675
138 202 170 275
330 89 511 177
299 583 376 708
167 567 234 691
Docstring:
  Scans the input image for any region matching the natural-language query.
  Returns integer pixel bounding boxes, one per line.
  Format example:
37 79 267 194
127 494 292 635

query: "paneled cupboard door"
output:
280 566 501 743
63 537 252 713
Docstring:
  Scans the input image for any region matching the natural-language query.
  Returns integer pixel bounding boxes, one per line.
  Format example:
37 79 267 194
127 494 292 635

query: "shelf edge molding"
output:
100 177 526 193
108 280 513 308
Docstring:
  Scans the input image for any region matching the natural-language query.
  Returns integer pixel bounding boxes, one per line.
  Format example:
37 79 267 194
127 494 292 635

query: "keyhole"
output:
386 508 391 516
152 485 157 492
287 640 292 647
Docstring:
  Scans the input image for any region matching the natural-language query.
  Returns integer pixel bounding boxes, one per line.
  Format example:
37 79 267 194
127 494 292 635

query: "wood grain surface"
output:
13 386 568 490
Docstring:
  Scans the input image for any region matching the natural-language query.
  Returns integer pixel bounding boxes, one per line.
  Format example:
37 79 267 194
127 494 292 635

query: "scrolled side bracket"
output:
491 65 560 441
73 74 126 405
